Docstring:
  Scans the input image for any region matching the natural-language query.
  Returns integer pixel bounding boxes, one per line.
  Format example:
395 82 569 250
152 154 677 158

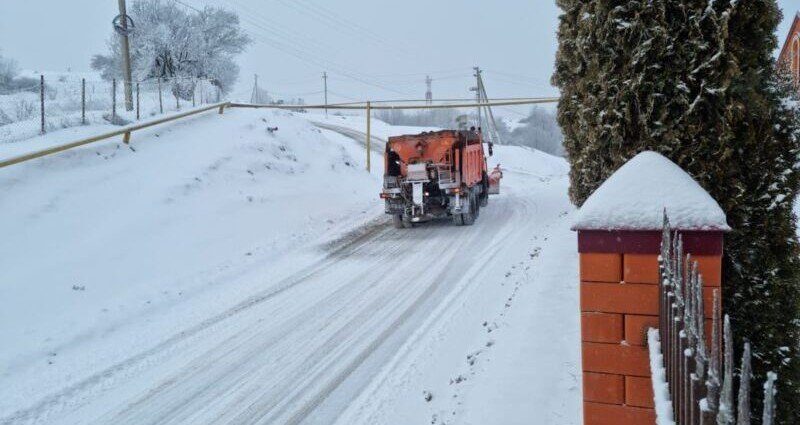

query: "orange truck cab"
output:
381 128 500 228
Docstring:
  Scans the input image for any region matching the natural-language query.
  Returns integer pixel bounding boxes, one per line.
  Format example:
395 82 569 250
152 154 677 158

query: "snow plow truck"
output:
380 128 501 228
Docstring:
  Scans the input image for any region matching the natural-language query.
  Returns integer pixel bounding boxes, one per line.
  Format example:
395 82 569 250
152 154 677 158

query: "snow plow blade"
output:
488 165 503 195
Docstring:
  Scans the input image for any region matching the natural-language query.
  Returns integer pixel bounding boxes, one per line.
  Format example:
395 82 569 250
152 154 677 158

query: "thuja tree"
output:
553 0 800 421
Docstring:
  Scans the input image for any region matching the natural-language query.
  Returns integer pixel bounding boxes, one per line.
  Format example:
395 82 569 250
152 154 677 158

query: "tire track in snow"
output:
3 162 548 425
0 223 391 425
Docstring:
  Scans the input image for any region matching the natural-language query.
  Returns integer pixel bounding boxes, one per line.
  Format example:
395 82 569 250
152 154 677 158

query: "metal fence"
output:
656 214 777 424
0 74 221 144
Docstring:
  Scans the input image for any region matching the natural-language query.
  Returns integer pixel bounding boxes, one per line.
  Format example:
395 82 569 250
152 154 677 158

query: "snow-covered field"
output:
0 109 580 425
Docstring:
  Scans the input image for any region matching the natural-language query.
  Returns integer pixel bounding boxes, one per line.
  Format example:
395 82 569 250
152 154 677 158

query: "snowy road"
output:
1 111 578 425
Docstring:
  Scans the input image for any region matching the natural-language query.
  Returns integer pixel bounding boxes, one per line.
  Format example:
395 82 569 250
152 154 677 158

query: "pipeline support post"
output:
366 101 371 172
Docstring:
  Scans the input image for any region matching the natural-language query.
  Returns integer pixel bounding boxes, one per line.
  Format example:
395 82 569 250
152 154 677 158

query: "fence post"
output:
158 77 163 114
136 82 140 120
574 151 728 425
81 78 86 125
39 75 45 135
112 79 117 121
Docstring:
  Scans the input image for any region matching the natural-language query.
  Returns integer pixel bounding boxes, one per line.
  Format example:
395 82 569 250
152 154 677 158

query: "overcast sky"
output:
1 0 797 108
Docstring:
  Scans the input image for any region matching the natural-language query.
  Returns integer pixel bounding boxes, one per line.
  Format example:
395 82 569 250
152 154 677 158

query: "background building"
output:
778 12 800 84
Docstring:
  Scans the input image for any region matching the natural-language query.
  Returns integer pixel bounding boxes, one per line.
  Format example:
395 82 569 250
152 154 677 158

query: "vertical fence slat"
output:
655 213 777 425
761 372 777 425
737 342 752 425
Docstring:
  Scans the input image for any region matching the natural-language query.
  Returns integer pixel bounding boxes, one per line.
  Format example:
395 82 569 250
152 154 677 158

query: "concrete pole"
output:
366 101 371 173
474 66 482 130
323 71 328 118
118 0 134 111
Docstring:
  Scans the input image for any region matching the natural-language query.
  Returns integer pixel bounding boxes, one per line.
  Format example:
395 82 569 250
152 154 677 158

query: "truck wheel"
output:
480 174 489 207
462 194 476 226
402 215 415 229
452 213 464 226
392 215 404 229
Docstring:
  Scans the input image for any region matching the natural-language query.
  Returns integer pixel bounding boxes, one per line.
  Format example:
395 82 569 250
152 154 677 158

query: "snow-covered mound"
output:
573 151 729 231
0 108 384 402
490 144 568 179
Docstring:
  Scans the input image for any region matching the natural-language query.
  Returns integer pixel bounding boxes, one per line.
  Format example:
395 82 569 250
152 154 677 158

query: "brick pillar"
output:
571 152 731 425
577 230 723 425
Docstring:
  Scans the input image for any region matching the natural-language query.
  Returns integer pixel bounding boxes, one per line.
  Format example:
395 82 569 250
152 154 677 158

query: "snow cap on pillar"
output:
573 151 729 232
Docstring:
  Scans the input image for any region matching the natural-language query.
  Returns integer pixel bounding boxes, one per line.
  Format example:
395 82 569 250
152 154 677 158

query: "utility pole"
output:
425 75 432 105
323 71 328 118
366 101 371 172
471 67 483 130
251 74 259 103
477 72 500 149
117 0 134 111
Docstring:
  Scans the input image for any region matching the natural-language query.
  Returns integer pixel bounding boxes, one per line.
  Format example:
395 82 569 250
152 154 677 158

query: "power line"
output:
277 0 418 59
172 0 203 13
219 0 415 96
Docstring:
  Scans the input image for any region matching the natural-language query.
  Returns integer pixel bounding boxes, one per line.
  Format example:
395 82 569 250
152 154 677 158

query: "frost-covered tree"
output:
0 50 16 89
500 107 565 156
0 50 37 94
374 109 460 128
91 0 250 97
554 1 800 421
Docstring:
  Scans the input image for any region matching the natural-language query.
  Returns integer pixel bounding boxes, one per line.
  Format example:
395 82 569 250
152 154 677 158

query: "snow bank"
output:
573 151 729 231
0 108 385 413
648 328 676 425
490 144 569 179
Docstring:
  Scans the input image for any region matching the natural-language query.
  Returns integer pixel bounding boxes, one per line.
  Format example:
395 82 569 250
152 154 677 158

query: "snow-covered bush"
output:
91 0 250 96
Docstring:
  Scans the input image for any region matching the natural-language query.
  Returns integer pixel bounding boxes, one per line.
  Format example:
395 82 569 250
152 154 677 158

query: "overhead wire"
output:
274 0 418 59
220 0 415 96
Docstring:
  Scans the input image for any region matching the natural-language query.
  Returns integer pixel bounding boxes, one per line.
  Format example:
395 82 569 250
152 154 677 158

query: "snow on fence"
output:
652 213 777 424
0 74 221 144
